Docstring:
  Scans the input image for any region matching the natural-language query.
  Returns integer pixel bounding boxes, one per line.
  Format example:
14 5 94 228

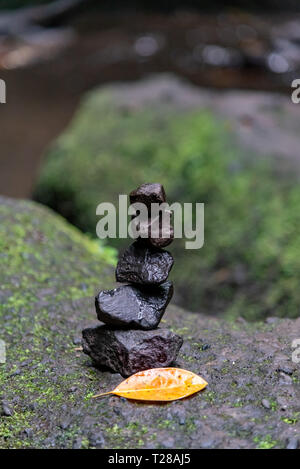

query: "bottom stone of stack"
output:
82 326 183 377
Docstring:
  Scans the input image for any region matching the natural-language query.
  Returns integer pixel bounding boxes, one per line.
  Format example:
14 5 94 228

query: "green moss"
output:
232 401 244 408
0 197 118 449
204 391 217 403
0 411 34 448
0 198 116 317
157 419 172 429
104 421 149 449
253 435 278 449
184 418 197 432
281 416 298 425
80 437 90 449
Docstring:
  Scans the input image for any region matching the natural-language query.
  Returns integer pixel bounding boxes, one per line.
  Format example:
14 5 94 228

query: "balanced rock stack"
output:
82 183 183 377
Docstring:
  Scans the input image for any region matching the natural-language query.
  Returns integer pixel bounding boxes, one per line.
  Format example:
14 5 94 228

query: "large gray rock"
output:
82 326 183 377
1 196 300 449
95 281 173 330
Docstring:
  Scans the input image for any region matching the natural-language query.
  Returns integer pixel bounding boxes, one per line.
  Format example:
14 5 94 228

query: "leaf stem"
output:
92 391 113 399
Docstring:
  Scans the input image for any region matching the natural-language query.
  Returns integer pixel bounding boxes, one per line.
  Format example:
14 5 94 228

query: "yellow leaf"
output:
92 367 208 402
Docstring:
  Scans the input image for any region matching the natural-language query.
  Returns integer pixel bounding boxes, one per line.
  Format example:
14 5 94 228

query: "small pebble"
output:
89 432 105 447
24 428 33 438
286 438 299 449
202 344 211 351
265 317 279 324
162 437 175 448
261 399 271 410
279 372 293 385
201 439 215 449
68 386 77 393
72 437 83 449
60 420 70 430
1 401 13 417
73 336 82 346
29 403 38 411
20 359 32 368
277 365 294 376
178 416 186 425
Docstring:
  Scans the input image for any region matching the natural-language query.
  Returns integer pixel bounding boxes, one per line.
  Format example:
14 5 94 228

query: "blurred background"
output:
1 0 300 320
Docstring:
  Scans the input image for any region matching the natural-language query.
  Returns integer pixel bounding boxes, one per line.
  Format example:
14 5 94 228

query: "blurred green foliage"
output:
34 90 300 320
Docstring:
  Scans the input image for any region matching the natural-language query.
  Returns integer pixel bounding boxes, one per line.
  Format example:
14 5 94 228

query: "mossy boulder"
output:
34 76 300 320
0 196 299 449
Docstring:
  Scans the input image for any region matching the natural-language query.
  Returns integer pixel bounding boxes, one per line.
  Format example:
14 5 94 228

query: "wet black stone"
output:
130 183 166 208
82 326 183 377
116 241 174 285
136 219 174 248
95 281 173 330
148 229 174 248
129 183 173 248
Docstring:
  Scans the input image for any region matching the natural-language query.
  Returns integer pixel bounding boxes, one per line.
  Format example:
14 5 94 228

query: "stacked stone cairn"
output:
82 183 183 377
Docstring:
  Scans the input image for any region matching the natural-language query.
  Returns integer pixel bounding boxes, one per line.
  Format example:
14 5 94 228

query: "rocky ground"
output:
0 196 299 449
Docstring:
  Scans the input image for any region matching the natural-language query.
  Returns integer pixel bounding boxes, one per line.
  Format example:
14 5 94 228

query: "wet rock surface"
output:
1 196 300 449
116 241 174 285
95 281 173 330
82 326 183 377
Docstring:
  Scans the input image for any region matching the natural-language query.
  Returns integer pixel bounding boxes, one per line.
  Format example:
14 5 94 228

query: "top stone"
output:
130 183 166 208
129 182 173 248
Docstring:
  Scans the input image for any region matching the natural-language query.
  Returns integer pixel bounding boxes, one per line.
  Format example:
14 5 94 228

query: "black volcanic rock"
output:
148 228 174 248
129 183 173 248
135 218 174 248
82 326 183 377
95 281 173 330
130 183 166 208
116 241 174 285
